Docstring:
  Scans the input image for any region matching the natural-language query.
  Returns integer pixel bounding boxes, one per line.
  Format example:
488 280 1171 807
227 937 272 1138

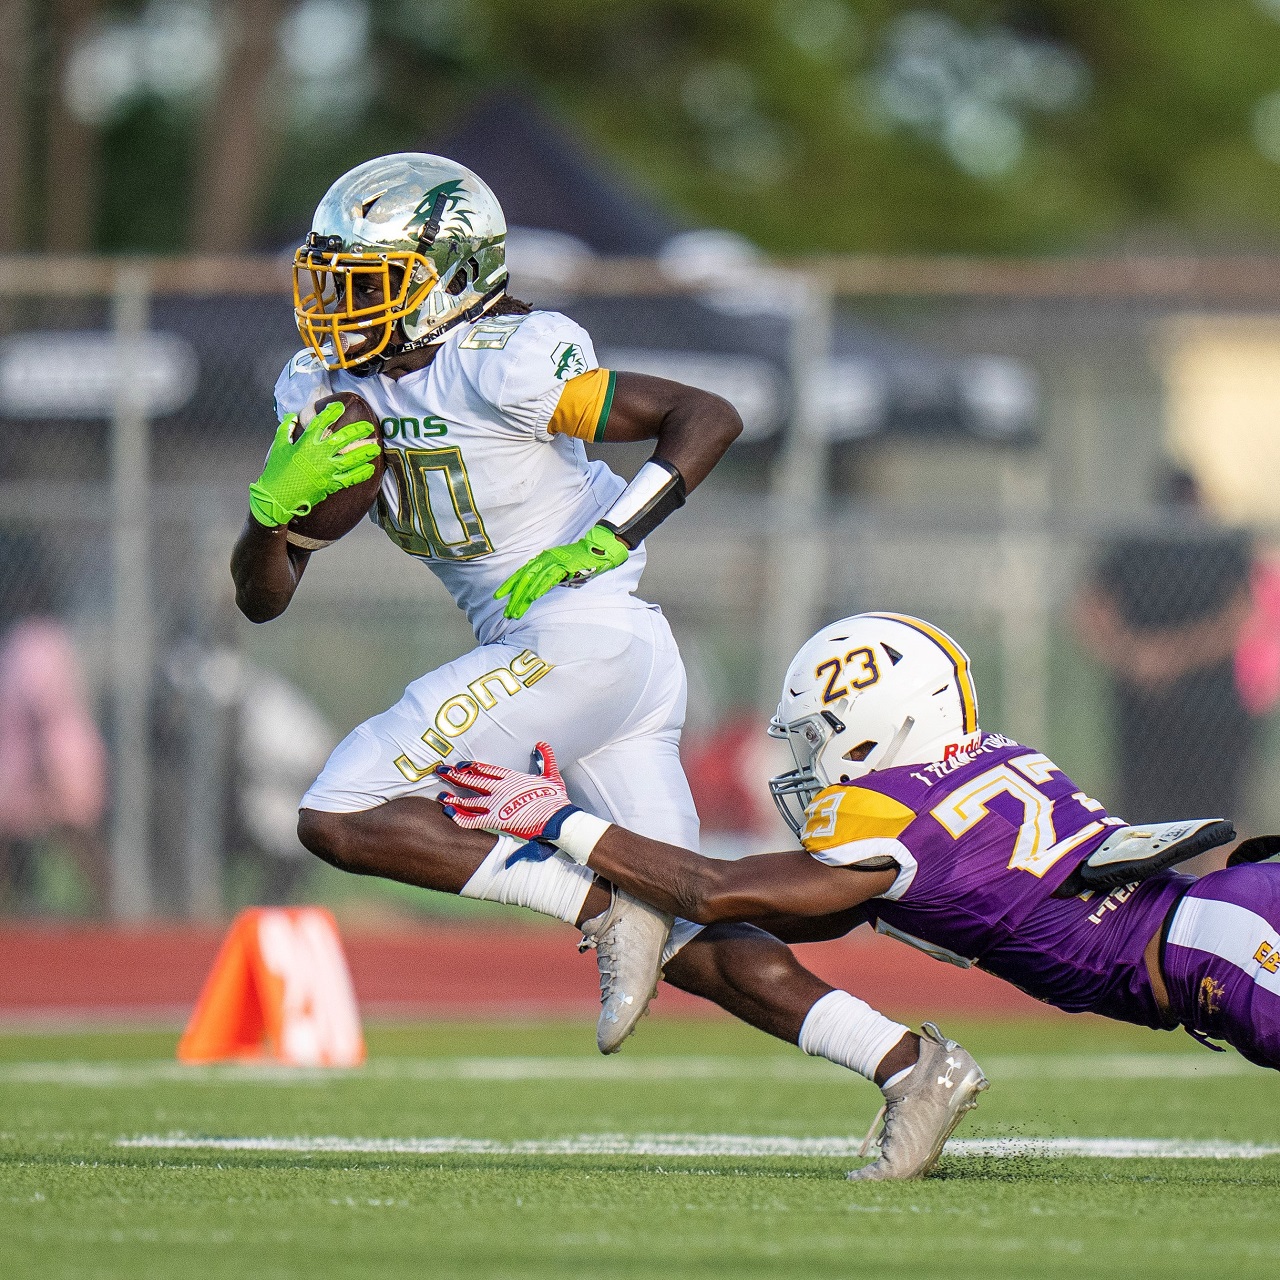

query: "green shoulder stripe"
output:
593 370 616 442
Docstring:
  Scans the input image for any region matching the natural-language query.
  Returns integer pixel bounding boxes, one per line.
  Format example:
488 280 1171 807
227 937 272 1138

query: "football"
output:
287 392 385 550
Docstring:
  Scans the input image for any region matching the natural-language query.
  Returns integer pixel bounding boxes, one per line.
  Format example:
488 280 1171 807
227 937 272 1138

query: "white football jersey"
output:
272 309 647 645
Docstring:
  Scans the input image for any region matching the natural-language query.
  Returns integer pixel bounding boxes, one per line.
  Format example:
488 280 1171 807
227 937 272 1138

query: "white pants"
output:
302 602 701 859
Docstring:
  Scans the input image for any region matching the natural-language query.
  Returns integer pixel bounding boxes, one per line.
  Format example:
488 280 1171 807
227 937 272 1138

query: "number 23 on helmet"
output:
769 613 981 835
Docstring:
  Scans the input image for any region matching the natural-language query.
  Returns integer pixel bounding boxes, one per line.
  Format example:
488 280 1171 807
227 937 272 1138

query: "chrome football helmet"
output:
293 153 508 372
769 613 981 835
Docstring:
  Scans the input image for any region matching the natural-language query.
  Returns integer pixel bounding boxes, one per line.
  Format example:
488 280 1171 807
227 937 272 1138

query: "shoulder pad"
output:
461 311 598 430
801 784 916 854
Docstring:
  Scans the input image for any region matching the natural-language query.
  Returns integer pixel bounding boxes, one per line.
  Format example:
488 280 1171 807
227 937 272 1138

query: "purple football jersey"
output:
800 733 1190 1028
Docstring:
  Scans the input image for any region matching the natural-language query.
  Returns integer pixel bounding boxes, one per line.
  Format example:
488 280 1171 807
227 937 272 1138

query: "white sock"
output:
797 990 910 1084
459 836 594 925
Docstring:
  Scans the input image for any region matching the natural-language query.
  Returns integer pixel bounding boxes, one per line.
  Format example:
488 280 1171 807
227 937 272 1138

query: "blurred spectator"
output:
0 537 108 914
1234 556 1280 719
234 657 340 902
1073 469 1254 831
160 642 338 907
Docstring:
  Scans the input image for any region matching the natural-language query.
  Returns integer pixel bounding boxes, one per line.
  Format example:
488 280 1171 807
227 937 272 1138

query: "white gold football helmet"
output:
769 613 981 835
293 153 508 371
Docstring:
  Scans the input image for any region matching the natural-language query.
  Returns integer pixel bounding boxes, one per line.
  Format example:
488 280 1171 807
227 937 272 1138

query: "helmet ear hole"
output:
844 739 878 762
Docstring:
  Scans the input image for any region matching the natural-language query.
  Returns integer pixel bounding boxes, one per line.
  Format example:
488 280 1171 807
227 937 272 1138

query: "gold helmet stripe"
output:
863 613 979 733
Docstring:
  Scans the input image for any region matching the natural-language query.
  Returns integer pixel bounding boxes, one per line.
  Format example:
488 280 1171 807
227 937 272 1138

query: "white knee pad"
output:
459 837 594 926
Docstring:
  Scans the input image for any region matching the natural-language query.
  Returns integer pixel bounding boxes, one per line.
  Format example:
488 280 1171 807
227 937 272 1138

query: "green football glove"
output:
495 524 629 620
248 400 381 528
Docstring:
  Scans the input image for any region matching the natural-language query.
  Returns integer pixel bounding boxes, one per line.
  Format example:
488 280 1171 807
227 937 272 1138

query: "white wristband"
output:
553 810 612 865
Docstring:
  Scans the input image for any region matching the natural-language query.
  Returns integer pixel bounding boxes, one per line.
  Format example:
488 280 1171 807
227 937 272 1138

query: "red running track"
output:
0 921 1054 1024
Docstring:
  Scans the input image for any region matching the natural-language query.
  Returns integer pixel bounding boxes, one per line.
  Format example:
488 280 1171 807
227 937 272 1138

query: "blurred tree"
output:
45 0 102 253
190 0 289 251
0 0 28 251
34 0 1280 254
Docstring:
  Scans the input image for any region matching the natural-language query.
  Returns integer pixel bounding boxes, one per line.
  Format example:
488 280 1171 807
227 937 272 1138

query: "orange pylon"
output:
177 907 365 1066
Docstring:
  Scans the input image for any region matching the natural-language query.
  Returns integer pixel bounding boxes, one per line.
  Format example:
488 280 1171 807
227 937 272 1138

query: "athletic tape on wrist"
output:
598 458 686 548
539 805 582 842
553 810 612 864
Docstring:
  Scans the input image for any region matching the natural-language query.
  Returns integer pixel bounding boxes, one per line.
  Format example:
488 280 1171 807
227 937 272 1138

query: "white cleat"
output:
578 887 673 1054
847 1022 988 1182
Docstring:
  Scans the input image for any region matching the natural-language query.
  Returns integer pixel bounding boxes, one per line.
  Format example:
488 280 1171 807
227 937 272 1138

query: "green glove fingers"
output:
330 440 382 485
271 413 298 449
500 562 561 619
495 524 629 620
332 459 378 488
327 419 381 453
299 399 347 440
248 402 380 528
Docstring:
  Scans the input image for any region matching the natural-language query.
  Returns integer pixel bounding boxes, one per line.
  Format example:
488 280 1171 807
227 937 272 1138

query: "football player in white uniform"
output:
231 155 926 1083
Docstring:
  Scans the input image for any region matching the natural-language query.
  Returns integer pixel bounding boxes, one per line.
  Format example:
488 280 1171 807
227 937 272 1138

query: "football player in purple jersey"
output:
439 612 1277 1179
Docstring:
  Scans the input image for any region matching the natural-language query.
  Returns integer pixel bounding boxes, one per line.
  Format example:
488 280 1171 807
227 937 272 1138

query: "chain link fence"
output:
3 255 1279 918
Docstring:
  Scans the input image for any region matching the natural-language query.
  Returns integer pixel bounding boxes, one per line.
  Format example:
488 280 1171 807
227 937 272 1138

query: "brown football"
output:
287 392 385 550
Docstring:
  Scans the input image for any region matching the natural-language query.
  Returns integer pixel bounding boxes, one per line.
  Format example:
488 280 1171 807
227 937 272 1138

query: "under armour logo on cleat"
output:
937 1055 962 1089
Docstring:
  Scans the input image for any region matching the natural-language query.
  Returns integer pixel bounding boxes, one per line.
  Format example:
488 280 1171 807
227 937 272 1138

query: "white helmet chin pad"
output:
768 613 981 836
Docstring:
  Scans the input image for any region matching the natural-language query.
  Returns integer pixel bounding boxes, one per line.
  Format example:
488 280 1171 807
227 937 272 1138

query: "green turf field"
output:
1 1015 1276 1279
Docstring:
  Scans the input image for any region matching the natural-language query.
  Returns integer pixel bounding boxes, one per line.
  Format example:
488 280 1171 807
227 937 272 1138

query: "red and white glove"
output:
437 743 611 863
437 742 577 839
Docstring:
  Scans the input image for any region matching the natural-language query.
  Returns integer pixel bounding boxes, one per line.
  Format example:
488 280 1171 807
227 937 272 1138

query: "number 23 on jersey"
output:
930 753 1107 877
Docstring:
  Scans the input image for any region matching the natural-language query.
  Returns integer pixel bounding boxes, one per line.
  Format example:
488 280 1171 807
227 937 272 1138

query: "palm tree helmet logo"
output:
412 179 473 236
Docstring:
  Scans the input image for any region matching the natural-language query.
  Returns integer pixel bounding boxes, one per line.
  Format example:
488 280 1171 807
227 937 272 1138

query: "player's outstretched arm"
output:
602 372 743 494
580 828 896 925
437 745 895 924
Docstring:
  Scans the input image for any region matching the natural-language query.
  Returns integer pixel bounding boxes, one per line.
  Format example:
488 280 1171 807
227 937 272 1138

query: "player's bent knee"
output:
699 922 806 988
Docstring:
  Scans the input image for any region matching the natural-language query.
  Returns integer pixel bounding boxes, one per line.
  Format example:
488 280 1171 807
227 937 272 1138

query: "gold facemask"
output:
292 247 436 370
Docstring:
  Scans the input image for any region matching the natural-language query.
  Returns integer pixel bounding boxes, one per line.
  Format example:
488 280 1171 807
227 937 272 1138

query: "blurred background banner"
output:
4 0 1280 930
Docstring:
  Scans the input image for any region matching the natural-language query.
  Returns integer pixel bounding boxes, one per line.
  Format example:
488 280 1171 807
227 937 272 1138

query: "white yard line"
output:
0 1051 1258 1087
115 1133 1280 1160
